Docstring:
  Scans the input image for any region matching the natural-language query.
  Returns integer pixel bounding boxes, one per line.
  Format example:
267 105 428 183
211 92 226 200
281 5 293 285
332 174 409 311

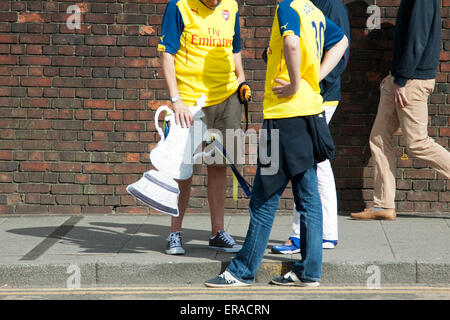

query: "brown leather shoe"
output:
351 208 396 220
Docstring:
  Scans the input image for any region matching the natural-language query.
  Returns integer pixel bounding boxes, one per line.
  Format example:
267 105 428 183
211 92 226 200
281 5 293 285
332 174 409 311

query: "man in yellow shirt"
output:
158 0 245 255
205 0 348 287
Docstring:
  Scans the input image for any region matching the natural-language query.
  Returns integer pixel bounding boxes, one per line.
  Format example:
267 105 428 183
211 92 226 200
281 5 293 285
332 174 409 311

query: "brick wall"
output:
0 0 448 215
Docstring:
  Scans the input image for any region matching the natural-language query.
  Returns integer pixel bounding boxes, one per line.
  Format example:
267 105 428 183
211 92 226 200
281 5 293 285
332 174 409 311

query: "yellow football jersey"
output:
158 0 241 107
264 0 344 119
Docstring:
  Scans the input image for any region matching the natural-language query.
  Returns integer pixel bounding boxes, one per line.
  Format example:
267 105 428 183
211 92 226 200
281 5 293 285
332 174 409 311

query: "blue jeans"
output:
227 165 323 283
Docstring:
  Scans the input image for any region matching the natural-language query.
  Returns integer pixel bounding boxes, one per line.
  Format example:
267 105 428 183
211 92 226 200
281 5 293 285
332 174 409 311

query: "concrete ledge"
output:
1 259 448 288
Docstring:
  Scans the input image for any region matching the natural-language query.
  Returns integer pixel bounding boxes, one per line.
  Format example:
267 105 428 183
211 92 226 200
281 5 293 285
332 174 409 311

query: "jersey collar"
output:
198 0 222 10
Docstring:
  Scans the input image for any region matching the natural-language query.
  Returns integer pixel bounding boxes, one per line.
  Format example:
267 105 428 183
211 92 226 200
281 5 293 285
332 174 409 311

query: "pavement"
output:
0 212 449 288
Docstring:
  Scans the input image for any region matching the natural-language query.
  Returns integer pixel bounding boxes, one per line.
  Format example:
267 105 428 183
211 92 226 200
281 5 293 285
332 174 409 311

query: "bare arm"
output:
319 35 348 82
161 51 192 128
272 35 301 98
233 52 245 84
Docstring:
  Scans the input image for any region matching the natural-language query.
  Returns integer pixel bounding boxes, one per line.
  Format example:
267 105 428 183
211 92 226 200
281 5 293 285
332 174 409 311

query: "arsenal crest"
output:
222 10 230 21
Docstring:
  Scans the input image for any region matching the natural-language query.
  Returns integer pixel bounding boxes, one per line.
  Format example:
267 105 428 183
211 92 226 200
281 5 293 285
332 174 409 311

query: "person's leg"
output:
170 177 192 233
351 75 399 220
269 206 300 254
205 93 243 251
207 165 227 237
290 208 301 239
278 105 337 250
166 177 192 255
318 105 338 243
282 159 337 245
317 159 338 242
399 79 450 179
290 166 323 282
225 169 286 283
369 75 400 209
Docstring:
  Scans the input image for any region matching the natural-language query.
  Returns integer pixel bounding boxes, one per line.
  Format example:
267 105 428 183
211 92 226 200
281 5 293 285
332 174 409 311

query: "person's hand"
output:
392 83 409 108
173 100 193 128
272 78 299 98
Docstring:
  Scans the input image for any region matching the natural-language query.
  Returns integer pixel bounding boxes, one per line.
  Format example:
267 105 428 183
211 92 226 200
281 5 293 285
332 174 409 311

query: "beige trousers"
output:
369 74 450 209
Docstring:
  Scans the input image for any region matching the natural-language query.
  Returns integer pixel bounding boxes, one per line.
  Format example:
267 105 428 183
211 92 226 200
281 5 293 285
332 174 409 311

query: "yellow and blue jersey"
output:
263 0 344 119
157 0 241 107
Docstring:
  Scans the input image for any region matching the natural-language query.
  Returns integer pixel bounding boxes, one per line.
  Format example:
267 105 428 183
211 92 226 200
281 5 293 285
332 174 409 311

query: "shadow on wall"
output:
332 1 395 213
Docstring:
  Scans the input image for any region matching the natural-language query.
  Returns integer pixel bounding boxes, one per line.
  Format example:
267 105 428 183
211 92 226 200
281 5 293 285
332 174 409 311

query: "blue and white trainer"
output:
166 231 185 255
272 238 338 253
322 239 338 249
271 271 320 287
271 237 301 254
204 271 250 288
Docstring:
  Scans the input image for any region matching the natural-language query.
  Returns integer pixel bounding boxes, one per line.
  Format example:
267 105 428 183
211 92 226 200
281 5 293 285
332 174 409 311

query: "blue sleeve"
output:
323 16 344 51
277 1 300 37
232 11 241 53
158 0 184 54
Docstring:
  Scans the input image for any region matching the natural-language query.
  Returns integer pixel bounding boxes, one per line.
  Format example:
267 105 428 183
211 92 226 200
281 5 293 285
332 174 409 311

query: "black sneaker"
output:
209 230 242 253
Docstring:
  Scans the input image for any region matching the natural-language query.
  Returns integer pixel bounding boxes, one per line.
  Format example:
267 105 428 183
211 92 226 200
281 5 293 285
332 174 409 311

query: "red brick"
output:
19 184 50 193
83 57 115 67
140 25 155 35
0 34 17 43
84 100 114 109
51 163 82 172
53 56 83 66
20 162 51 172
107 111 123 120
20 77 51 87
0 151 13 161
113 164 147 174
0 56 17 65
85 36 116 46
18 13 50 23
115 122 145 132
117 100 145 110
84 14 115 24
85 142 115 151
19 34 50 44
15 205 48 214
441 63 450 72
84 121 114 131
116 58 147 68
82 206 114 214
83 164 113 174
51 185 83 195
0 12 17 22
54 142 83 151
117 79 147 89
48 206 81 214
124 153 140 163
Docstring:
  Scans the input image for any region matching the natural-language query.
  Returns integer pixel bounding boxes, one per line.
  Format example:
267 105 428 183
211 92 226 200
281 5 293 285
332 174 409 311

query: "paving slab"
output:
0 213 448 288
